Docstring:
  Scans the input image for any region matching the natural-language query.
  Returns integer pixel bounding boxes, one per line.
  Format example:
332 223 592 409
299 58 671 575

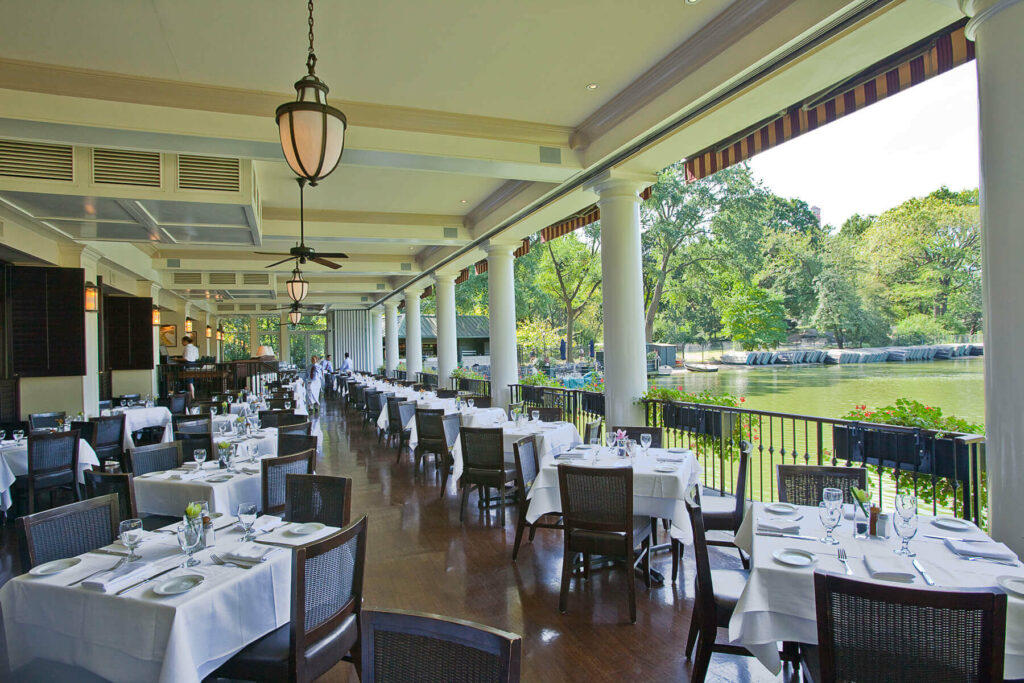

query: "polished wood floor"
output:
0 401 791 682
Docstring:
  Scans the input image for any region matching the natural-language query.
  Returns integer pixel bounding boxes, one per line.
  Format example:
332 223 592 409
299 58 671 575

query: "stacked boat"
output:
721 343 983 366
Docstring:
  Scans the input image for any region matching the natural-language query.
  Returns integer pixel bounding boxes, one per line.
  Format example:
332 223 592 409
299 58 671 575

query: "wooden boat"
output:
684 362 718 373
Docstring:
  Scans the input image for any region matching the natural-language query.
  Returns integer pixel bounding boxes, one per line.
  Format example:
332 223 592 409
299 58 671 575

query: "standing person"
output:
306 355 323 413
322 354 335 398
340 352 353 374
323 354 334 374
181 336 200 399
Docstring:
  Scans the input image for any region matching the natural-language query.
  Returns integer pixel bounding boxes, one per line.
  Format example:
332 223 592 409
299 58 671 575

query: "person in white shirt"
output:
306 355 323 412
181 336 200 398
340 353 353 374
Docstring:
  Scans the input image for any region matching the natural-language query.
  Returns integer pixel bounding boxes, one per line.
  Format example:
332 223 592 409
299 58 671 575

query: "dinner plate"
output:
654 465 678 473
772 548 816 568
932 517 971 531
287 522 326 536
997 576 1024 598
206 474 234 483
765 502 799 516
29 557 82 576
153 574 204 596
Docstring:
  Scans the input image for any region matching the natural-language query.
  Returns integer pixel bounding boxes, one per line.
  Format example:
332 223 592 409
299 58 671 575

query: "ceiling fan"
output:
270 301 327 326
256 178 349 270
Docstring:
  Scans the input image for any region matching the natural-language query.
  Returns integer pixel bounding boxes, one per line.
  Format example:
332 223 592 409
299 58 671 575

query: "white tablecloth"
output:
0 439 101 511
111 406 174 449
406 406 506 451
730 502 1024 677
525 445 700 543
1 521 291 683
445 420 583 483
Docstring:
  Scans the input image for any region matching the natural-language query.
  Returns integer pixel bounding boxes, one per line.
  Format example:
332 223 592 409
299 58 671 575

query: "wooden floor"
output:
0 400 791 682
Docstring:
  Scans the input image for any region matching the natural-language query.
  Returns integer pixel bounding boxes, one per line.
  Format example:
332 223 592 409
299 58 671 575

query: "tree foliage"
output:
721 285 788 350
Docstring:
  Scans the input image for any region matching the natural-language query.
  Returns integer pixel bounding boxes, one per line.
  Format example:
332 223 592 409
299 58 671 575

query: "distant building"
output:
811 205 822 223
397 314 489 361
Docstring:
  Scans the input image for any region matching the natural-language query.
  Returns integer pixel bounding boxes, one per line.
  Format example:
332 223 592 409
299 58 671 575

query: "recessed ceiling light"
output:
460 199 467 204
684 0 701 4
585 83 599 90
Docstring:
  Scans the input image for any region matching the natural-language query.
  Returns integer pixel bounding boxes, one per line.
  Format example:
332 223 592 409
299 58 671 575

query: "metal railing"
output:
451 376 492 397
509 384 605 434
417 372 438 388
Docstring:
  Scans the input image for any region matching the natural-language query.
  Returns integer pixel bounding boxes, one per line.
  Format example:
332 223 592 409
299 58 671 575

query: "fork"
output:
957 555 1019 567
68 557 128 586
210 553 252 569
837 547 854 575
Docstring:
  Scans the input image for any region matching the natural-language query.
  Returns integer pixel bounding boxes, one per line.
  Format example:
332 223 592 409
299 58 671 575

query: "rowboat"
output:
684 363 718 373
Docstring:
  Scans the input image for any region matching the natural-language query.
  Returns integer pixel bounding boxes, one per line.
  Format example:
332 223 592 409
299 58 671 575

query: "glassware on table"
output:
120 399 127 408
193 448 207 466
13 430 24 445
176 520 203 567
118 518 144 562
605 433 616 448
237 502 258 541
822 487 843 509
818 502 842 545
531 410 540 422
227 395 234 405
640 433 652 453
467 398 475 409
589 433 600 447
285 401 292 410
893 493 918 556
0 430 6 442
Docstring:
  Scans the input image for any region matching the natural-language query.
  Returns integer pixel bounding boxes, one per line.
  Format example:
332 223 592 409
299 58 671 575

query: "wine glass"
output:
237 502 258 541
227 395 234 405
640 433 652 453
176 520 203 567
589 432 600 447
893 493 918 556
605 432 616 448
193 448 207 467
13 429 24 445
0 430 6 442
467 398 475 409
285 401 292 410
531 409 540 422
895 491 917 519
119 518 144 562
818 502 841 544
120 399 126 408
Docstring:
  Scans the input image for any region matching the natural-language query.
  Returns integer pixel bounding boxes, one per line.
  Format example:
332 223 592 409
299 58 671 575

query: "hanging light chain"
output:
306 0 317 74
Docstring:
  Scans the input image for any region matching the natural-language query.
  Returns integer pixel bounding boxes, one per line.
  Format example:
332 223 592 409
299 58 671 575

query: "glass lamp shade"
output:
84 281 99 312
216 327 224 342
276 76 347 185
152 306 161 326
185 317 194 334
206 325 212 339
289 309 302 325
286 268 309 302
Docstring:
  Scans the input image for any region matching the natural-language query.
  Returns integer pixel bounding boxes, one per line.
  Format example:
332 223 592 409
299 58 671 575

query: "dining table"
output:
0 514 343 683
0 437 102 511
729 501 1024 677
107 405 174 449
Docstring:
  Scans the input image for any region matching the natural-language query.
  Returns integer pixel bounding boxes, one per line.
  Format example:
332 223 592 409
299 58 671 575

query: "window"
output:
257 316 280 355
220 316 250 361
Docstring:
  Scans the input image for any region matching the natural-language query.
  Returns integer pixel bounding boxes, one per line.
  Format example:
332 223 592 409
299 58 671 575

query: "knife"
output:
923 534 988 543
756 532 820 542
912 559 935 586
115 565 178 595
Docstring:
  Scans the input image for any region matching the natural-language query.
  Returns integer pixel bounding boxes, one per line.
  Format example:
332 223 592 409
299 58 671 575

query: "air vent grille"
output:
207 272 236 285
0 140 73 181
92 149 161 187
237 303 257 312
444 227 458 238
260 304 279 312
401 263 412 271
166 258 181 268
178 155 241 192
376 283 386 290
216 304 235 312
172 272 203 285
242 273 270 285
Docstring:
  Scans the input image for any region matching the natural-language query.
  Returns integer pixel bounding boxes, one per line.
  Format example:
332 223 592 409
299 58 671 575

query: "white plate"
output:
29 557 82 576
772 548 817 568
206 474 234 483
668 448 687 454
654 465 678 473
576 444 594 450
287 522 326 536
997 575 1024 598
932 517 971 531
765 502 799 516
153 574 204 596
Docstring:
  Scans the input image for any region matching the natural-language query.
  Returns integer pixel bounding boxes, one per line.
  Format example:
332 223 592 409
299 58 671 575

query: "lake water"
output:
651 357 985 425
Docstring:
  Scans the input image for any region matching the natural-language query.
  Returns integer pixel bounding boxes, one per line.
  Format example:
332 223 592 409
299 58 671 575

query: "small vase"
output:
853 504 869 539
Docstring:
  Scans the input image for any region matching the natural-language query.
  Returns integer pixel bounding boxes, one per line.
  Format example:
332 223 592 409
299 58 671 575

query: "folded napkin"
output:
554 450 586 460
756 517 801 535
168 469 207 481
864 555 916 582
220 543 274 565
253 515 287 532
81 561 155 592
110 530 160 550
656 455 686 463
238 464 261 474
945 538 1017 562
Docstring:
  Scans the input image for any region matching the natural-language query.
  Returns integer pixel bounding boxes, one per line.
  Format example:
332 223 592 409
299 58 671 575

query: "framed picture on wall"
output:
159 324 177 348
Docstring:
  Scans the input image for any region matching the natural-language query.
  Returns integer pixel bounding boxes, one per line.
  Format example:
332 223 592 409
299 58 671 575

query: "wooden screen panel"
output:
105 295 153 370
45 266 85 376
9 266 85 377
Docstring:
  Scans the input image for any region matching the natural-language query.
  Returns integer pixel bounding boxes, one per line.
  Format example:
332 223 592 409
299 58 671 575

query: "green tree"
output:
535 227 602 361
811 235 888 348
721 285 788 350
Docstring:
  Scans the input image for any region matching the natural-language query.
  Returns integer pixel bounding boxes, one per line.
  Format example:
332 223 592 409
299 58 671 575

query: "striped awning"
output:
420 285 433 299
475 260 487 275
455 267 470 285
684 21 974 182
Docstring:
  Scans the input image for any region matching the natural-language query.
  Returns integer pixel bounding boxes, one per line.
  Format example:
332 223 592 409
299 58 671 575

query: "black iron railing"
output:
451 376 492 397
509 384 605 436
417 372 438 388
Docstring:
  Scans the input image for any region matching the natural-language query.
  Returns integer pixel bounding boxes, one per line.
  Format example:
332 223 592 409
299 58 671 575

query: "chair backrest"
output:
353 386 366 405
536 407 562 423
361 608 522 683
285 474 351 527
415 409 447 442
813 572 1006 683
387 398 408 424
17 494 120 568
266 398 291 410
129 440 183 475
84 470 137 521
442 414 461 451
685 487 718 637
556 464 632 533
28 411 66 430
364 390 379 411
27 430 80 479
279 420 312 436
91 414 126 449
70 420 96 444
163 393 188 414
435 389 457 399
98 399 112 413
460 427 505 472
278 412 307 428
176 432 215 463
583 419 602 445
396 403 416 432
512 436 539 496
260 409 295 428
118 394 141 403
262 449 316 515
174 417 212 434
465 395 491 408
776 465 867 506
731 440 752 521
291 516 368 681
610 425 662 448
279 433 318 457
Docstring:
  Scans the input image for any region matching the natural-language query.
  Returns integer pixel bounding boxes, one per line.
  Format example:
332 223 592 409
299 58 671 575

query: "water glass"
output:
176 520 203 567
818 502 841 545
227 395 234 405
531 410 540 422
118 518 144 562
822 487 843 510
120 399 126 408
895 491 917 519
467 398 475 409
285 401 292 410
589 433 600 447
193 448 207 466
893 509 918 556
237 502 258 541
640 433 652 453
13 430 24 445
0 430 5 442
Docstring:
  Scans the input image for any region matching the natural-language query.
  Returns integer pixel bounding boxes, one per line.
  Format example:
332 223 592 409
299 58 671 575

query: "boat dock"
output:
721 343 982 366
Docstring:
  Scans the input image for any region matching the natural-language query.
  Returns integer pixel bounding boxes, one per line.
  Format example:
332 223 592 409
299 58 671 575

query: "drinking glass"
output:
589 433 600 447
227 395 234 405
531 409 540 422
120 399 126 408
193 448 207 466
237 502 258 541
822 487 843 510
176 520 202 567
467 398 475 409
0 430 6 442
895 491 917 519
893 509 918 556
818 502 841 544
285 401 292 410
640 433 652 453
118 518 144 562
13 430 24 445
606 433 616 448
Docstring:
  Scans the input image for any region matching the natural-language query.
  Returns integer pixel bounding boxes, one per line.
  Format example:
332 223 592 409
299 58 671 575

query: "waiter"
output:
181 336 200 399
306 355 323 413
340 352 353 374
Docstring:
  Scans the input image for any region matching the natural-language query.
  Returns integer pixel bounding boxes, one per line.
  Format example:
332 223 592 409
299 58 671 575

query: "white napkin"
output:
253 515 286 532
945 539 1017 562
220 543 274 565
168 469 206 481
864 555 916 582
110 530 160 551
81 561 155 592
656 454 686 463
554 450 586 460
757 517 801 534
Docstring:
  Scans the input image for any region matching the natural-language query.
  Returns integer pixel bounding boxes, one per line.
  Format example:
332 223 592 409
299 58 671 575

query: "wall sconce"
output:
84 281 99 312
206 325 212 339
185 317 194 334
152 306 161 326
216 326 224 342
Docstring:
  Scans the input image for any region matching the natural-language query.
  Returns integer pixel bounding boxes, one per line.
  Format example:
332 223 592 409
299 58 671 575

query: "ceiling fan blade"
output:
311 257 342 270
314 252 349 259
254 251 290 256
264 257 294 269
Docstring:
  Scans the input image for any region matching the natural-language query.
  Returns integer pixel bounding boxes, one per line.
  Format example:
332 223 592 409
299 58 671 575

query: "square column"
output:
435 272 458 388
384 300 400 375
486 241 519 408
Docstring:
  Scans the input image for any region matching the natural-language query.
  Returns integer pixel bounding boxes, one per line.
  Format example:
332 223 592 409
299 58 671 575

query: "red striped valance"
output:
513 238 530 258
455 267 470 285
684 21 974 182
475 260 487 275
420 285 433 299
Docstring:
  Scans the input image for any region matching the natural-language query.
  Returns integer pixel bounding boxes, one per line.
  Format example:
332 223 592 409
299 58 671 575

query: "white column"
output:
963 0 1024 555
145 283 161 396
58 245 102 415
384 300 399 376
435 272 458 389
486 241 519 409
404 287 423 377
589 174 650 426
371 307 384 372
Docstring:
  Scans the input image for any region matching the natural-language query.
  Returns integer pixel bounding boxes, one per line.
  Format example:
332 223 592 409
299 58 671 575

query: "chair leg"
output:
583 553 590 580
672 539 685 584
642 537 652 590
685 607 701 658
498 486 505 526
528 525 537 542
626 547 637 624
512 516 526 560
460 485 469 523
558 537 572 614
691 630 714 683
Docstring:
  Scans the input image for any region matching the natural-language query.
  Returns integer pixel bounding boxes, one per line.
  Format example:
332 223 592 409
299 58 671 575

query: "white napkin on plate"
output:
945 538 1017 562
220 543 274 565
864 555 916 582
81 561 155 592
757 517 801 534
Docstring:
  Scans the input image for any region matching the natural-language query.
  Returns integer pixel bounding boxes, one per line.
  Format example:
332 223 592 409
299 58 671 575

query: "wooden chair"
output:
384 398 410 445
414 410 460 493
535 407 562 423
83 470 137 521
158 392 189 415
13 430 81 514
278 421 313 436
28 411 65 431
583 418 602 445
361 389 380 432
214 516 368 682
557 464 651 623
805 572 1007 683
511 435 562 560
17 494 119 569
435 389 458 399
392 402 417 462
459 427 515 526
173 417 211 434
610 425 662 447
464 395 491 408
262 449 315 516
266 397 292 410
278 433 318 457
285 474 351 527
79 414 126 468
129 441 183 476
360 608 521 683
175 431 216 464
776 465 867 507
259 409 296 428
673 440 751 581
